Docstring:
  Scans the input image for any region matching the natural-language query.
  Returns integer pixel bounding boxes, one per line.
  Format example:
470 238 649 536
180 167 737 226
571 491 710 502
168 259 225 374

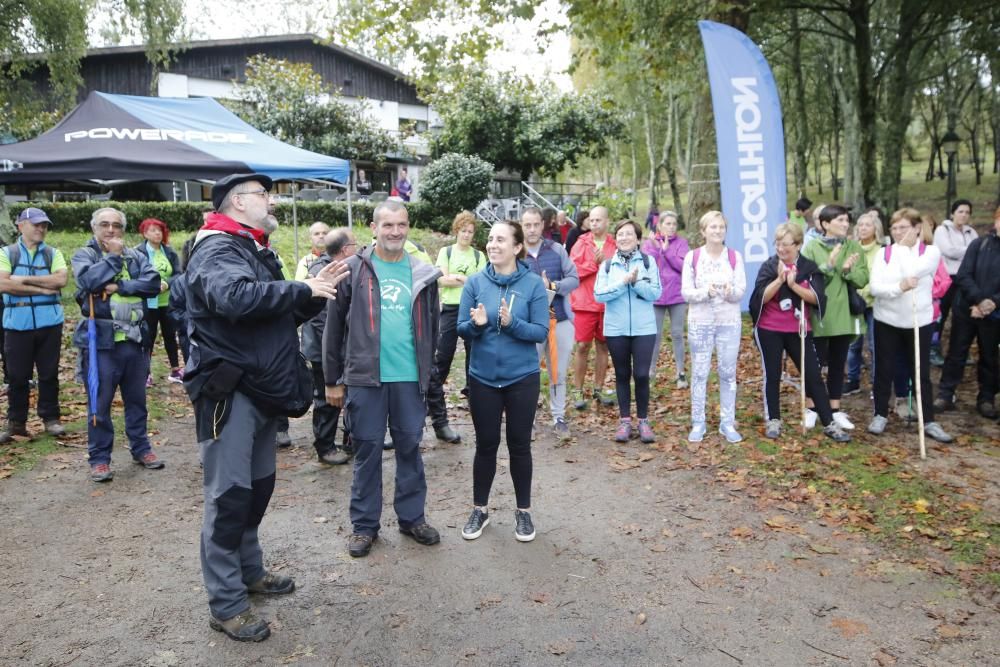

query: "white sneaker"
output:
804 408 818 430
832 411 855 430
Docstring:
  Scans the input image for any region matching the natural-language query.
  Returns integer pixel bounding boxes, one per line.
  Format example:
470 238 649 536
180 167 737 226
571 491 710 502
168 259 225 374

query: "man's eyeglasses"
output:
96 221 125 230
238 189 271 199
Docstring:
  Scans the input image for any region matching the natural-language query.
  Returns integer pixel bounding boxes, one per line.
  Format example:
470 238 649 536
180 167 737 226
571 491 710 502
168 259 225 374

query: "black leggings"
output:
468 373 539 509
754 327 835 426
605 334 655 418
812 334 853 401
873 320 934 421
145 307 179 369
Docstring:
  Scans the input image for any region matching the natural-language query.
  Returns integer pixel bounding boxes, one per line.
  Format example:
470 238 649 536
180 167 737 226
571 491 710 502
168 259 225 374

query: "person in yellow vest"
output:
72 207 165 482
293 222 331 280
0 208 68 442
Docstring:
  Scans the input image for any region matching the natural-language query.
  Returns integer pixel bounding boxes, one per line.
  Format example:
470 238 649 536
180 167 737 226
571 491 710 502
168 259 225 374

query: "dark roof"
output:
84 34 411 83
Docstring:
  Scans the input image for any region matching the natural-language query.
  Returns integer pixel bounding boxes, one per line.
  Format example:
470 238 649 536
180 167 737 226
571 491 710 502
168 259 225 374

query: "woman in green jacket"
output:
801 204 869 431
845 211 885 394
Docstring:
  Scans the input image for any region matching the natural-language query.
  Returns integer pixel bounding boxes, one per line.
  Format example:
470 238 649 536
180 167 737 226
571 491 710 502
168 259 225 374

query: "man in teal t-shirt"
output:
323 200 444 558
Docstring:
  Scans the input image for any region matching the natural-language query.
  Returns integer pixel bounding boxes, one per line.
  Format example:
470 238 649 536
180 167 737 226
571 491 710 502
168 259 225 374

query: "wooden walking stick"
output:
800 303 808 435
911 290 927 459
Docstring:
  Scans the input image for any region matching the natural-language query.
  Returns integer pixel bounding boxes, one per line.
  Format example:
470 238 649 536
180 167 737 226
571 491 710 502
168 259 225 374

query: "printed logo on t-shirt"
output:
380 279 410 312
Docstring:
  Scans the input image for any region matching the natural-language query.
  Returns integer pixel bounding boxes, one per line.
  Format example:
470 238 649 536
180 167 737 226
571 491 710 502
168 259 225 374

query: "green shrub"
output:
5 200 440 232
419 153 494 220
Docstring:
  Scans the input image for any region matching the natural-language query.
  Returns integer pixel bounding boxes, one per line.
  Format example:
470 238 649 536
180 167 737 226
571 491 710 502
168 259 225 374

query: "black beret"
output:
211 173 274 211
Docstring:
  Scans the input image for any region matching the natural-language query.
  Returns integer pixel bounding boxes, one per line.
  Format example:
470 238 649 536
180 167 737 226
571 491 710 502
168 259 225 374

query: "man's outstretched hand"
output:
304 260 350 299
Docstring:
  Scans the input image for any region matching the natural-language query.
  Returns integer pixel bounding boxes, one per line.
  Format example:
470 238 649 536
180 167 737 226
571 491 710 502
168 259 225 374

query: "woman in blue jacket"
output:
595 220 662 443
457 221 549 543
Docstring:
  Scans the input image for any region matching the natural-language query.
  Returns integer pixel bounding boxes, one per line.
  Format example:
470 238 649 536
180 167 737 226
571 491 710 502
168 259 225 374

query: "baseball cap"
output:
17 207 52 225
211 173 274 211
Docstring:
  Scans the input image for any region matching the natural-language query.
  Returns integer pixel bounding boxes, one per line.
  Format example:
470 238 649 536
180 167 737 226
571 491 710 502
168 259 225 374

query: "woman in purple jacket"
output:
641 211 690 386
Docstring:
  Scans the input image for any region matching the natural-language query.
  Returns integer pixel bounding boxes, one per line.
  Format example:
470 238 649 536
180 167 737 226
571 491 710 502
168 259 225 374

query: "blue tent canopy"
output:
0 91 350 184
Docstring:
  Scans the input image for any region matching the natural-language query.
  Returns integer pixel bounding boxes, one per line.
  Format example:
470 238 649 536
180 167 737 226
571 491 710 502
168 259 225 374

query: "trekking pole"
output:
911 291 927 459
800 303 808 435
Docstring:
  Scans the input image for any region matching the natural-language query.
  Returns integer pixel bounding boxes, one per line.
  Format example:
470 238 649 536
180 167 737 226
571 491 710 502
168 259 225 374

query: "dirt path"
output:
1 403 998 667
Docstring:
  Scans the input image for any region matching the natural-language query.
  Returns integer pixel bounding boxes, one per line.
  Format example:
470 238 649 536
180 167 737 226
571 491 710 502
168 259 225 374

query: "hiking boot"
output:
133 452 165 469
348 533 376 558
764 419 782 439
924 422 953 443
719 423 743 443
514 509 536 542
462 507 489 540
0 421 27 443
596 388 617 407
276 431 292 448
688 422 706 443
823 423 851 443
399 522 440 546
676 374 688 390
832 411 855 430
977 402 998 420
804 408 818 430
932 396 955 412
843 379 861 396
637 419 655 443
572 389 588 411
614 418 633 443
247 571 295 595
167 368 184 384
90 463 113 482
552 418 571 440
319 448 350 465
929 347 945 367
434 425 461 444
209 609 270 642
867 415 888 435
43 420 66 437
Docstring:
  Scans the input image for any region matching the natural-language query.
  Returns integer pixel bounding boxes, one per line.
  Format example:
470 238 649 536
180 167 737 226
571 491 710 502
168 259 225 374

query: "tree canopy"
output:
229 55 399 164
430 70 624 181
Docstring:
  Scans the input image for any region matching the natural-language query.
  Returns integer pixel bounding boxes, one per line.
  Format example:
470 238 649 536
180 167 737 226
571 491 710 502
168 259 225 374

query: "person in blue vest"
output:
521 207 580 439
0 207 68 443
72 207 165 482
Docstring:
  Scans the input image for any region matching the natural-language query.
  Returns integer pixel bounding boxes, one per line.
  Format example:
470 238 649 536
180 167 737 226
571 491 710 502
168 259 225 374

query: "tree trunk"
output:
876 0 931 212
789 9 810 195
831 37 862 212
642 104 659 208
848 0 877 205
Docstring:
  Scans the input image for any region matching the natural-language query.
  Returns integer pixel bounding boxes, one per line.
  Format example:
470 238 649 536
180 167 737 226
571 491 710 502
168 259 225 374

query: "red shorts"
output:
574 310 606 343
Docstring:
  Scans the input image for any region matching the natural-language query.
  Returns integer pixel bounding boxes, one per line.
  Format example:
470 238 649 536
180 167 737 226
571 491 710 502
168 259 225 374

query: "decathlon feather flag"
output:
698 20 788 310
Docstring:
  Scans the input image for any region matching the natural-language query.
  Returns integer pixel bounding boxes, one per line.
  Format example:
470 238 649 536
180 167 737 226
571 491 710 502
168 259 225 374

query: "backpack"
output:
5 243 55 274
883 242 925 263
604 252 650 274
691 247 737 280
446 244 483 268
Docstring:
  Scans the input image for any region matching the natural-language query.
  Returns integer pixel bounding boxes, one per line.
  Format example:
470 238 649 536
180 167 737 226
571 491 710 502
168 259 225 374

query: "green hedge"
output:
5 200 448 233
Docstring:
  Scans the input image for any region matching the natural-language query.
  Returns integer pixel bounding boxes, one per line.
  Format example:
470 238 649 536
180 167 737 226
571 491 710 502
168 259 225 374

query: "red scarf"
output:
201 212 269 247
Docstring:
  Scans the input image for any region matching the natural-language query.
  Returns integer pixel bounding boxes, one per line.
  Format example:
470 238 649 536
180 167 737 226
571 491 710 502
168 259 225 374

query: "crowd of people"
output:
1 179 998 643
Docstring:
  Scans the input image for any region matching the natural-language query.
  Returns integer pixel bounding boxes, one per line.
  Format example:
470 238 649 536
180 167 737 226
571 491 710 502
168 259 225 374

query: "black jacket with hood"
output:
183 228 323 415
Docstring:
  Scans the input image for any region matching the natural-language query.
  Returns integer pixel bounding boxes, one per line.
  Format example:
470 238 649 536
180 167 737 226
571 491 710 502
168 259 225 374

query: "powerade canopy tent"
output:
0 91 350 184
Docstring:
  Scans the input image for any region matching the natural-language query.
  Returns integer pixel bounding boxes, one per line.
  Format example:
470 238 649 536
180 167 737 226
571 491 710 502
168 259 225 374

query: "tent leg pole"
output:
292 181 299 269
346 173 353 228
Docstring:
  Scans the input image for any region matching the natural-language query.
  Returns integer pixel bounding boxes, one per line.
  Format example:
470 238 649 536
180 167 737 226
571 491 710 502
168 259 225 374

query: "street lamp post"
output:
941 129 960 218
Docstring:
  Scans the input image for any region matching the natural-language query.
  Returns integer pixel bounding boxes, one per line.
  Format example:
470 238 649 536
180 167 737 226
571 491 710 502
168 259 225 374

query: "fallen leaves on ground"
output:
830 617 869 639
